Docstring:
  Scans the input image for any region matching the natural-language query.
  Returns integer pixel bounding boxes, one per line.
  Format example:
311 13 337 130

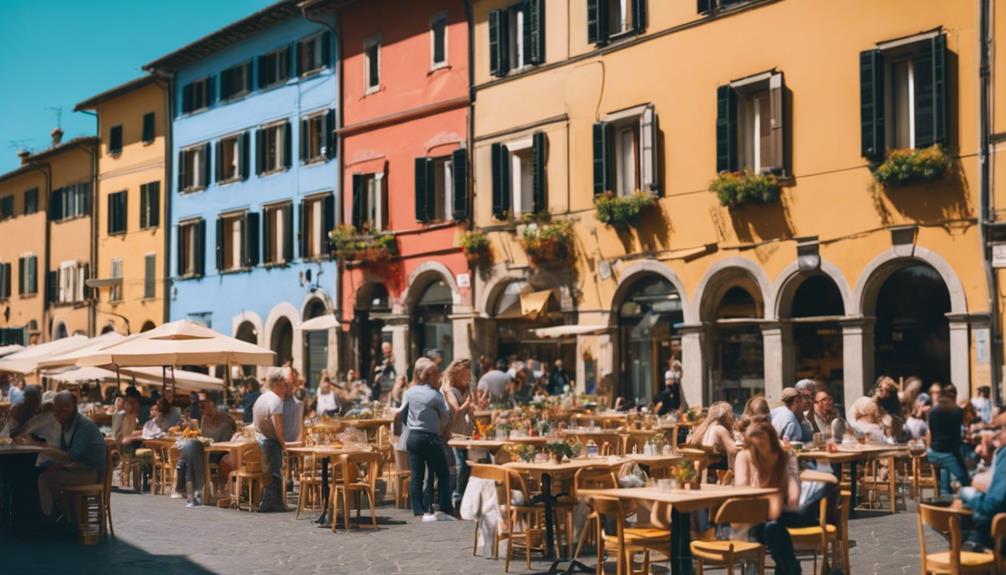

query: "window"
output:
17 255 36 296
177 219 205 278
716 73 785 174
107 191 127 235
300 111 335 163
109 125 123 155
142 112 156 143
431 14 448 68
50 182 91 221
0 263 10 299
489 1 544 77
364 39 381 92
351 173 386 232
299 195 334 260
256 122 291 175
144 254 156 299
697 0 749 14
216 213 245 272
861 33 947 160
593 105 658 196
220 62 252 101
415 156 453 222
587 0 645 46
181 77 213 114
55 261 88 304
258 46 291 89
491 133 546 218
263 203 293 265
24 188 38 215
178 144 211 192
109 258 123 302
140 181 160 229
297 32 332 76
216 132 249 182
0 195 13 220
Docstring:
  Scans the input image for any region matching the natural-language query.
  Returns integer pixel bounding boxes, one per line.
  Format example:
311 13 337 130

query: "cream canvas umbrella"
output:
0 344 24 359
46 365 223 391
36 331 128 369
298 314 339 331
0 335 92 374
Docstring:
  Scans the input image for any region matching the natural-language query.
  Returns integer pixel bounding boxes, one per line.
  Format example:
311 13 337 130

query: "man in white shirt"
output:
252 369 287 512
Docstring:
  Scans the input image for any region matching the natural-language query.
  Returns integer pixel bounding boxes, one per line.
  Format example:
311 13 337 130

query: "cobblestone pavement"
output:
5 490 942 575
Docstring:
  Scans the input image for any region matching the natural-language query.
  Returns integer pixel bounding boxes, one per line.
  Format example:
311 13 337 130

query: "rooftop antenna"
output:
8 139 32 151
45 106 63 130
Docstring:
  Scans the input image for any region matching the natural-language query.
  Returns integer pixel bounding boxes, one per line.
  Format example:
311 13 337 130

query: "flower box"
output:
520 220 574 266
458 230 491 263
872 145 951 186
328 225 398 264
710 171 781 207
594 191 658 230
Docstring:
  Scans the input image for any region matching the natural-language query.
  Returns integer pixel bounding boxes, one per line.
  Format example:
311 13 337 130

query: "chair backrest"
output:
993 513 1006 571
240 443 262 467
573 465 617 497
714 497 770 525
342 451 381 486
917 503 964 572
104 444 118 492
392 448 409 472
590 496 628 539
470 462 507 484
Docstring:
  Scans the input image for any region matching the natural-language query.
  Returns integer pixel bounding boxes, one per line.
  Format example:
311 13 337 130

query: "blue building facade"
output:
148 3 339 386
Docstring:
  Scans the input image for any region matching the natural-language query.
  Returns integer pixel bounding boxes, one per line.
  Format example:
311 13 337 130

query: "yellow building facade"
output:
77 76 168 335
471 0 998 407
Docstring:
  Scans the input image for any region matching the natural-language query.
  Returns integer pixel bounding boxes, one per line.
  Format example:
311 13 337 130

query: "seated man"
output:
174 393 236 507
36 391 107 523
770 388 812 443
960 426 1006 551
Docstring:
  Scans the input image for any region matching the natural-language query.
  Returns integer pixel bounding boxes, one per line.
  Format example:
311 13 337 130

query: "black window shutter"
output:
322 194 335 252
107 196 115 235
110 126 123 154
298 199 308 258
489 10 503 77
257 55 268 89
140 184 148 229
176 227 185 277
295 41 304 76
182 83 194 114
244 212 260 267
451 148 469 220
283 205 294 262
860 49 885 161
632 0 647 33
321 31 333 69
491 143 510 219
913 35 947 149
82 183 92 216
50 188 63 220
325 109 336 159
215 140 224 182
177 150 187 192
206 76 215 106
415 157 430 223
148 182 160 228
283 121 293 169
592 122 611 196
522 3 534 67
215 217 225 271
698 0 713 13
255 129 265 175
716 85 738 172
533 131 547 212
245 61 254 93
285 45 294 80
587 0 608 46
240 132 251 180
202 142 212 186
529 0 545 64
18 258 25 296
352 174 364 230
195 219 206 276
300 118 309 162
143 113 155 143
46 270 57 304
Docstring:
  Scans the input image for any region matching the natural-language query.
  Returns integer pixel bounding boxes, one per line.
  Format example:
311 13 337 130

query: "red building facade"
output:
338 0 471 379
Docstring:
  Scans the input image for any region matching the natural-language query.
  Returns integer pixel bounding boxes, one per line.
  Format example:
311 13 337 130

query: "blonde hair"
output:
688 401 734 447
443 358 472 392
413 357 440 386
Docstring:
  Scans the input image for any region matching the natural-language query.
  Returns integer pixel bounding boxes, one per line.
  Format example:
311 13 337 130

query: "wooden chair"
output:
294 451 326 519
910 452 940 500
566 432 623 456
504 468 548 572
995 513 1006 573
62 443 117 543
331 451 380 531
469 462 510 560
591 495 671 575
571 465 619 561
230 443 265 511
690 497 769 575
916 503 997 574
389 448 411 509
859 454 902 513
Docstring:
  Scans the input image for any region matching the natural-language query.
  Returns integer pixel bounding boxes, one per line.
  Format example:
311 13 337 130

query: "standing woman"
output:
442 359 474 505
399 357 454 518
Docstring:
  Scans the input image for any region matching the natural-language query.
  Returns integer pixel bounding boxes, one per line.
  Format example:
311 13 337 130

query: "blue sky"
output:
0 0 274 174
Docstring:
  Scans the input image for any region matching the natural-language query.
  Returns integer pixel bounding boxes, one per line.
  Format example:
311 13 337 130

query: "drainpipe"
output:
151 72 174 327
979 0 1000 400
73 116 99 337
23 161 51 340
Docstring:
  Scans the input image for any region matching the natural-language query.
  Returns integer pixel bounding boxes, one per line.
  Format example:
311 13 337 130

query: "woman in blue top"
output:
398 357 454 517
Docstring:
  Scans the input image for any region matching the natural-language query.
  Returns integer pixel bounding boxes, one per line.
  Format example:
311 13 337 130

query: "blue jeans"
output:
258 438 284 510
175 439 206 495
928 448 971 494
406 430 451 516
750 514 803 574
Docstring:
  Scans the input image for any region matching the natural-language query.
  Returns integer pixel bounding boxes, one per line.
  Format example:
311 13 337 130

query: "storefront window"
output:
618 276 682 406
414 280 453 366
874 264 950 384
710 286 763 411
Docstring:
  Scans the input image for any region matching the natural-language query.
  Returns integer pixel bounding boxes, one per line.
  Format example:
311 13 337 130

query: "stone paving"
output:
4 490 943 575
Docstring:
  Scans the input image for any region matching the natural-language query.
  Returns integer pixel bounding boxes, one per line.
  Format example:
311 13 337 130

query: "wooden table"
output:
205 440 255 468
797 443 908 514
579 484 778 575
622 452 683 477
287 444 372 524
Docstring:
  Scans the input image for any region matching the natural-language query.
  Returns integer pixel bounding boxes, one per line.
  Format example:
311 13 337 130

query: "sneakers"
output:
421 513 438 522
170 491 185 499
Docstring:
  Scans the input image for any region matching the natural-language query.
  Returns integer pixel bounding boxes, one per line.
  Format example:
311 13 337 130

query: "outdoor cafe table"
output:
0 444 44 535
504 456 627 572
578 484 778 575
287 444 373 526
796 443 909 515
621 452 684 478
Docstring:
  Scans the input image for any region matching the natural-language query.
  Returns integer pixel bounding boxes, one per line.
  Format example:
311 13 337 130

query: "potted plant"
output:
872 145 951 186
594 191 657 230
673 462 700 490
543 440 575 464
329 225 397 265
520 220 574 266
507 443 538 463
710 170 782 207
458 230 491 263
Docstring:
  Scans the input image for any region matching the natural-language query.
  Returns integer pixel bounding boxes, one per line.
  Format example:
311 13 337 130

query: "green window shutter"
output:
177 150 187 192
144 254 155 298
352 174 364 230
215 217 225 271
283 205 294 262
697 0 712 12
196 220 207 276
107 195 115 235
295 40 304 76
245 61 254 93
592 122 611 196
181 83 194 114
45 270 56 304
491 143 511 219
215 140 224 182
451 148 469 220
206 76 215 106
255 130 265 175
489 10 509 77
28 258 35 294
284 45 294 80
18 258 24 296
298 199 308 258
49 188 63 220
325 109 336 160
82 183 92 216
322 194 335 252
202 143 212 186
139 184 148 229
300 118 309 162
143 112 155 143
148 182 160 228
283 121 293 169
415 157 430 223
244 212 260 267
587 0 609 46
716 85 738 172
240 132 251 180
913 35 947 149
860 49 885 161
522 3 534 67
632 0 647 33
257 55 269 89
533 131 547 212
321 31 333 69
529 0 545 64
109 126 122 154
176 227 185 278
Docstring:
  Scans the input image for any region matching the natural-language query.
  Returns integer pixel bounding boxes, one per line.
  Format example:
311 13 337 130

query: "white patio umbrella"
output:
298 314 339 331
0 335 92 374
47 365 224 392
0 344 24 359
36 331 128 369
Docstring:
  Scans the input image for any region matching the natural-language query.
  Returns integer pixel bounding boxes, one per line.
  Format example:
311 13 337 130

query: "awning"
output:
520 290 553 321
36 331 128 369
0 345 24 359
0 336 92 374
46 365 223 391
533 325 609 339
85 277 123 289
299 314 340 331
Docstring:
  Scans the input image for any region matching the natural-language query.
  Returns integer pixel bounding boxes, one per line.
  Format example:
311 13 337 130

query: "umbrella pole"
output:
171 365 176 396
116 366 121 389
162 366 167 393
224 364 231 406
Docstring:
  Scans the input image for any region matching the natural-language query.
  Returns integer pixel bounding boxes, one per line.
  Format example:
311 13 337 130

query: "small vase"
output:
550 454 562 465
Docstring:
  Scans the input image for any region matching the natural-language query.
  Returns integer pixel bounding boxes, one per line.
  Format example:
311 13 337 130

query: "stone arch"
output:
403 261 459 313
478 268 527 318
611 260 692 324
300 288 334 320
52 321 68 341
140 320 157 333
264 303 300 367
853 246 968 316
694 257 772 322
100 324 117 335
231 311 264 344
772 259 853 320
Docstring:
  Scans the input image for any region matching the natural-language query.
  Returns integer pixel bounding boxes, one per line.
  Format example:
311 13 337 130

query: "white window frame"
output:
603 103 657 196
430 156 454 221
221 213 245 271
365 173 385 231
304 113 326 162
182 146 207 191
364 37 381 94
219 134 241 183
263 203 290 265
188 77 212 113
430 13 448 70
261 47 289 89
261 122 286 174
179 220 199 277
304 196 325 259
505 137 535 214
220 61 250 101
509 8 526 72
19 253 38 296
299 33 326 76
874 30 940 151
109 258 123 302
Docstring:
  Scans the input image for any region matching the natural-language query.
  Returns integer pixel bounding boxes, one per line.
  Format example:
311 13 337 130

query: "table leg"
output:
315 456 331 525
670 507 693 575
849 461 859 516
542 472 556 561
203 450 211 504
